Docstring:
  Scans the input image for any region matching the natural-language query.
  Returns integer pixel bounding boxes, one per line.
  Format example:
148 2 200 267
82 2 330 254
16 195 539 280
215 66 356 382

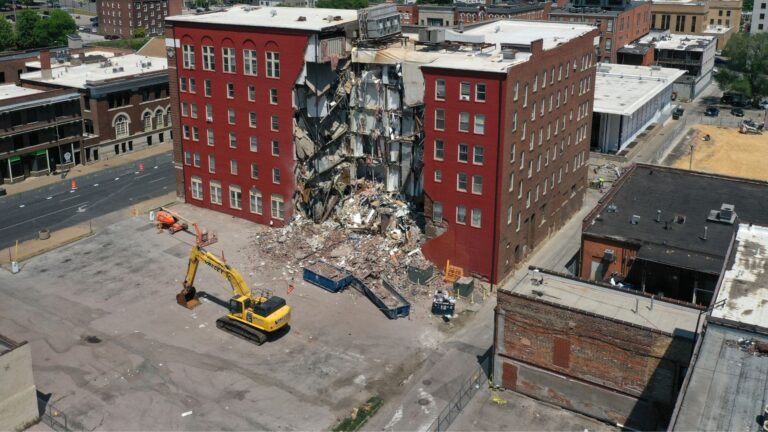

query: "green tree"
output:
132 26 145 38
715 33 768 102
32 9 76 46
0 19 14 51
15 9 41 49
315 0 367 9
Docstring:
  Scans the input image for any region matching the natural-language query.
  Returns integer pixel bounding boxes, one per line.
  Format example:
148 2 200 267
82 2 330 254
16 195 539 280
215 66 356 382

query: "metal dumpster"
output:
302 261 354 293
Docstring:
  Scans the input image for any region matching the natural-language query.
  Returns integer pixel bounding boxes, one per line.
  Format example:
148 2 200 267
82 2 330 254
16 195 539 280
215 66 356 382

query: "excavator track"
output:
216 316 268 346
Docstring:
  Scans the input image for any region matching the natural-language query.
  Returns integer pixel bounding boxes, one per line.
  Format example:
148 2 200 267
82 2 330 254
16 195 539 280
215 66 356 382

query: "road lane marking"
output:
19 204 25 208
46 196 53 200
148 178 165 184
60 195 81 202
0 202 90 232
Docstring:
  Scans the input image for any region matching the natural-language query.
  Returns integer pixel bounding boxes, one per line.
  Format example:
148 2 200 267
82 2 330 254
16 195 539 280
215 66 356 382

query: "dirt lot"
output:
0 204 457 430
666 124 768 181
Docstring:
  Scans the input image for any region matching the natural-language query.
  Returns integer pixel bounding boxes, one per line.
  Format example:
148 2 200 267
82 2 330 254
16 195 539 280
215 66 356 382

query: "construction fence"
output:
427 354 492 432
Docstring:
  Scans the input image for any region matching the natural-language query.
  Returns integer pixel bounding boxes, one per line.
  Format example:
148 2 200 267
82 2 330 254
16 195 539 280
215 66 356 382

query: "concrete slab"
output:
0 205 446 430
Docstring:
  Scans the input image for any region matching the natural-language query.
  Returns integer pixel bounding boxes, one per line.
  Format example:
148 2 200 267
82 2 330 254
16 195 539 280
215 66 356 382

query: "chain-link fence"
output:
427 355 491 432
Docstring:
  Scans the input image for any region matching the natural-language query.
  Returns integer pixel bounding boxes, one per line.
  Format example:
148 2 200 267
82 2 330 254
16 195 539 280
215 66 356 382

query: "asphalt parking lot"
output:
0 205 444 430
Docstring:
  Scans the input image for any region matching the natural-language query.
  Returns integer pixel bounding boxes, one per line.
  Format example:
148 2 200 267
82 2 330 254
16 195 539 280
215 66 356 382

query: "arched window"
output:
154 109 164 129
114 114 129 138
143 111 153 131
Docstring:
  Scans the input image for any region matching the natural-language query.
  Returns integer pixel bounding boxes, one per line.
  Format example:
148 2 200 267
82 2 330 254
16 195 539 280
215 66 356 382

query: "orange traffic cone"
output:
71 179 77 190
139 163 144 172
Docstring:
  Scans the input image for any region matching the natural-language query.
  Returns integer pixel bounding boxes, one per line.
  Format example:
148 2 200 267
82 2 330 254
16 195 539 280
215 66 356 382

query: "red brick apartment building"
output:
421 23 598 283
165 6 597 282
98 0 182 37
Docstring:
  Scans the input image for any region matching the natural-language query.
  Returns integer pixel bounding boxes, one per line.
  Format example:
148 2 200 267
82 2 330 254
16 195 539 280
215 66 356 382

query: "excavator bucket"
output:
176 285 200 309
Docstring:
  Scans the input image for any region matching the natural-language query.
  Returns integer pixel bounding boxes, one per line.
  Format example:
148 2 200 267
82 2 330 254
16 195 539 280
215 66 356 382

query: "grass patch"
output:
92 37 150 51
332 397 383 432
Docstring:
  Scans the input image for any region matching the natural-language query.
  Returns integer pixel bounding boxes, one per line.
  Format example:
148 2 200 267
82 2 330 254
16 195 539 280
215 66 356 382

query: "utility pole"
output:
689 143 694 170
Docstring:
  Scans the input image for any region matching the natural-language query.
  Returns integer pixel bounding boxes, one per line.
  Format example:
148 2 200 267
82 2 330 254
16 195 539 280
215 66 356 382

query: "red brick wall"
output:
167 24 310 227
580 235 639 281
166 28 186 199
397 5 418 26
495 291 692 426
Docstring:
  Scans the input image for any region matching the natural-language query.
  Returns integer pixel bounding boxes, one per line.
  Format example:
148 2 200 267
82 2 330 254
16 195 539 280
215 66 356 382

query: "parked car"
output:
731 107 745 117
672 106 685 120
705 106 720 117
760 100 768 109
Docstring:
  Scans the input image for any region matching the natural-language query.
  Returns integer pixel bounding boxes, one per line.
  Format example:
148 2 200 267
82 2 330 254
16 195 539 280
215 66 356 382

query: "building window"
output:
183 125 190 139
270 115 279 131
509 172 514 192
208 155 216 174
228 108 235 124
272 168 280 184
271 195 285 220
207 129 214 146
270 88 278 105
184 151 191 165
456 205 467 224
271 140 279 156
605 38 612 52
244 49 258 76
457 172 467 191
179 77 187 92
222 47 236 73
182 44 195 69
434 139 444 160
691 15 697 32
434 169 442 182
181 102 189 117
206 104 213 122
250 136 258 152
227 83 235 99
459 112 470 132
204 79 211 97
192 127 199 141
435 79 445 100
248 85 256 102
472 175 483 194
229 132 237 148
460 81 470 100
516 211 521 232
190 104 198 119
507 205 513 225
474 114 485 135
470 208 481 228
607 19 613 32
230 159 238 175
114 114 129 138
435 109 445 130
266 51 280 78
190 176 203 200
143 112 152 131
432 202 443 222
202 45 214 71
514 81 519 101
512 112 518 131
250 188 263 214
229 185 242 210
473 145 484 165
458 143 468 162
249 112 257 128
189 78 196 93
251 162 259 179
476 83 486 102
210 181 222 205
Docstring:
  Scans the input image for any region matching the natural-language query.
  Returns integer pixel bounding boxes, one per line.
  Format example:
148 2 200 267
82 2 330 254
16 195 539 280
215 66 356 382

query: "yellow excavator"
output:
176 227 291 345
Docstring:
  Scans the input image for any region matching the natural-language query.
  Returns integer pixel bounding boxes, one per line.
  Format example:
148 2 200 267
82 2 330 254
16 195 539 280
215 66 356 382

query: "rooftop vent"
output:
501 48 516 60
607 203 618 213
630 215 640 225
297 15 306 21
707 203 736 225
270 9 277 17
333 15 343 21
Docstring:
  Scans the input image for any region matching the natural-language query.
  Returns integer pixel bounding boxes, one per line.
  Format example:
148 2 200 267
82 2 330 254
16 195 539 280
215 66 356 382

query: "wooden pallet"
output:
443 260 464 284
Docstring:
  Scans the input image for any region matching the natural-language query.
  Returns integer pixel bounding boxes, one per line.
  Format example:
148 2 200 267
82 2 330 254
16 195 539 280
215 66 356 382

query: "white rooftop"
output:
508 270 700 335
413 21 595 73
703 25 731 34
21 54 168 89
24 50 116 70
166 5 358 31
0 84 42 101
640 32 715 50
594 63 686 115
711 224 768 328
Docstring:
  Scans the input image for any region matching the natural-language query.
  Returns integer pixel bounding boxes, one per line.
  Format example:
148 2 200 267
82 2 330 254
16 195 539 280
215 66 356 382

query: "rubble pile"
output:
251 186 444 300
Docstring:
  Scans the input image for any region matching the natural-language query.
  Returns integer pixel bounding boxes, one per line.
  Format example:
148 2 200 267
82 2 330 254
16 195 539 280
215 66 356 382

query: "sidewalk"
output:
1 142 172 197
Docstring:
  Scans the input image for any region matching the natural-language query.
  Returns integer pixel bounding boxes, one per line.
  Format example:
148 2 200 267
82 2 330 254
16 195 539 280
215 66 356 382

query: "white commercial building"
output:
592 63 685 154
752 0 768 32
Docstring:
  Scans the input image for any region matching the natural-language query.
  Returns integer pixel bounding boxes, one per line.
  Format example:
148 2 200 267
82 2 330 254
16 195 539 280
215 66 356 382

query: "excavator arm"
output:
177 245 252 308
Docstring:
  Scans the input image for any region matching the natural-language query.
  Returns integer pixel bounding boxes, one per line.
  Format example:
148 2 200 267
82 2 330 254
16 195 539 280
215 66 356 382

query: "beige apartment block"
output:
651 0 740 48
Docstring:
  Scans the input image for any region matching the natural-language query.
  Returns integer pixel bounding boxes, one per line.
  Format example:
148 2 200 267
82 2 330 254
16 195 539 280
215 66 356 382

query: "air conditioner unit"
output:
460 95 470 101
603 249 615 262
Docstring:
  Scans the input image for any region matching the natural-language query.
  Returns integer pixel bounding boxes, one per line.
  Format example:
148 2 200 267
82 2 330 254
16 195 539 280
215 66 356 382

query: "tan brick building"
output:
650 0 742 48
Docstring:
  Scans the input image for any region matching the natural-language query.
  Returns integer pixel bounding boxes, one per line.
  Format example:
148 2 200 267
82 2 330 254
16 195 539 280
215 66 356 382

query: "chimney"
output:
40 49 52 80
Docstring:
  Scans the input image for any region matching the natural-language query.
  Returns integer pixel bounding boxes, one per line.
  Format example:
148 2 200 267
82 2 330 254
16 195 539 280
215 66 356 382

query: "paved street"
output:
0 153 174 250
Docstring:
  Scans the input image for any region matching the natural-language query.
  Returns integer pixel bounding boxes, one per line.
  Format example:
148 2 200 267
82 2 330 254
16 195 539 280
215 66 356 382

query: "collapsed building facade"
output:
166 5 599 283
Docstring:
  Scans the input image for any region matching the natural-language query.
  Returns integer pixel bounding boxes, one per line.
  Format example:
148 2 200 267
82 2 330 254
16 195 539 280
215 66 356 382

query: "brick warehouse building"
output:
165 6 598 282
98 0 183 37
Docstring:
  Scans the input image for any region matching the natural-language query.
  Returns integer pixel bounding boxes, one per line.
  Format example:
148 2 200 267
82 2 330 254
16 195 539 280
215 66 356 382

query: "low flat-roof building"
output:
494 267 699 429
580 164 768 305
618 30 715 100
21 49 171 164
591 63 685 154
669 224 768 430
0 84 83 183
